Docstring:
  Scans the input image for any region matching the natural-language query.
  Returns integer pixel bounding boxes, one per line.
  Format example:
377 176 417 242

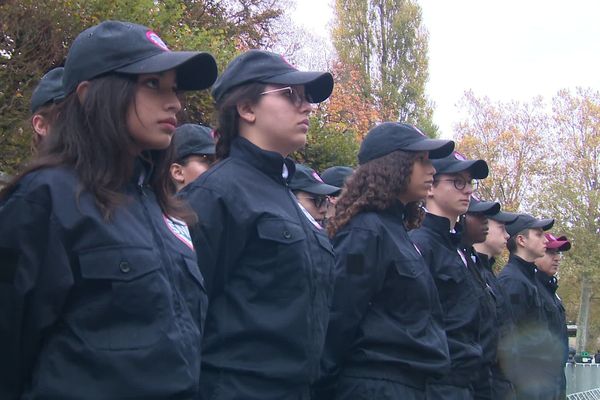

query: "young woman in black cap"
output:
179 50 335 400
314 122 454 400
0 20 217 399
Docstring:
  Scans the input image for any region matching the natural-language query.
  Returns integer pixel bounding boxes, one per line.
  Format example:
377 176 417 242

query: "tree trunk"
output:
576 273 593 353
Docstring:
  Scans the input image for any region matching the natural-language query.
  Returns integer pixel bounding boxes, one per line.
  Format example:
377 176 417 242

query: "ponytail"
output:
214 83 265 160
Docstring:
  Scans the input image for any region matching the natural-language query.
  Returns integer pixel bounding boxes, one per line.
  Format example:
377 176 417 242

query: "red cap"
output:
545 233 571 251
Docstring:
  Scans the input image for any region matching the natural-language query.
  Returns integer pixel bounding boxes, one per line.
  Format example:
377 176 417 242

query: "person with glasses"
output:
179 50 335 400
314 122 454 400
497 214 557 400
535 233 571 400
409 151 490 399
169 123 216 191
321 166 354 227
289 164 340 228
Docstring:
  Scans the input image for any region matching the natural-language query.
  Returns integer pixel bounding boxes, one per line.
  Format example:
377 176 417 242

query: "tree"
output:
530 88 600 352
454 90 549 211
331 0 436 135
0 0 285 175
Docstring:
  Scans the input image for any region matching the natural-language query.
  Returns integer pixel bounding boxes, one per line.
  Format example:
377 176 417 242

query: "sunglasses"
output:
260 86 313 108
298 195 328 208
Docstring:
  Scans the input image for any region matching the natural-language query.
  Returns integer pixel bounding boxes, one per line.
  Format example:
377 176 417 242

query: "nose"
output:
166 91 181 114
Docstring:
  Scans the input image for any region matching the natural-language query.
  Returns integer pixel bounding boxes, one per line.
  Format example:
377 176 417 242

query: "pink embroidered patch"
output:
146 31 169 51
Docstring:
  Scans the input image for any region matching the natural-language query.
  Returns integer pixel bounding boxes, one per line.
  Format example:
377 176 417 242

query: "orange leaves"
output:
324 61 379 140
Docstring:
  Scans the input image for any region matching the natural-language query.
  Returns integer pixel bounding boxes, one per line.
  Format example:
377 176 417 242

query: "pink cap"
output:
545 233 571 251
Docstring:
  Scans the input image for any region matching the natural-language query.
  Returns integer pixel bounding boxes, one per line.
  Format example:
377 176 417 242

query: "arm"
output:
182 185 239 297
314 225 384 398
0 188 71 398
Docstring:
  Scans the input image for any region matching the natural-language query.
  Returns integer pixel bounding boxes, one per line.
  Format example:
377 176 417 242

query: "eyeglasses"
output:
299 195 328 208
437 177 479 191
260 86 313 108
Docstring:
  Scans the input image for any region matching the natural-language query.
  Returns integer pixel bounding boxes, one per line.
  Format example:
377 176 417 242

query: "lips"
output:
158 117 177 132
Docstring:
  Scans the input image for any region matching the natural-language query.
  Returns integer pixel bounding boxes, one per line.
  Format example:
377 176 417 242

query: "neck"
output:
514 249 537 263
426 202 459 230
473 242 493 258
239 125 290 157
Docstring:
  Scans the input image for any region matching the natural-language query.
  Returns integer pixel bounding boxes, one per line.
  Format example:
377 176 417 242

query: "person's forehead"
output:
438 170 472 180
489 219 505 228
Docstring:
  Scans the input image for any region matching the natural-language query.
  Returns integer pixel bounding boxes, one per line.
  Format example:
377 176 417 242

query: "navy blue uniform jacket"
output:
315 207 450 397
0 164 206 399
536 271 568 395
497 255 560 393
409 213 483 387
180 137 335 392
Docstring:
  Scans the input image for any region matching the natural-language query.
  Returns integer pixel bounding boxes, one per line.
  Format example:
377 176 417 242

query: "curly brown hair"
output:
327 150 425 236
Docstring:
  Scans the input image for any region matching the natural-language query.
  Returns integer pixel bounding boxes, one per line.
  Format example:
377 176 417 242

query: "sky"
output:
291 0 600 138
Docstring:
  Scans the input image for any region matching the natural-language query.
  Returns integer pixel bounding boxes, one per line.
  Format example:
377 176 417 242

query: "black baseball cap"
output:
432 151 489 179
358 122 455 164
489 211 519 224
30 67 64 114
173 124 215 161
290 164 341 195
468 196 500 215
506 213 554 237
63 20 218 95
211 50 334 103
321 166 353 188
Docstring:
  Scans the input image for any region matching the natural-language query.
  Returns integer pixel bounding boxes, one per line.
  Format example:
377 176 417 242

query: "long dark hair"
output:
1 74 195 224
328 150 425 236
213 82 265 159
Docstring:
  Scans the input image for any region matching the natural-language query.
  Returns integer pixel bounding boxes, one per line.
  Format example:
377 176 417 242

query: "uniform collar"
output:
536 270 558 292
422 212 462 247
133 152 155 186
476 252 496 271
509 254 537 279
382 202 406 220
230 136 296 185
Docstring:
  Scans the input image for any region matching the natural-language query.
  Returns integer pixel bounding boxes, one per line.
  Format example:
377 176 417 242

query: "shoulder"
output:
6 167 77 205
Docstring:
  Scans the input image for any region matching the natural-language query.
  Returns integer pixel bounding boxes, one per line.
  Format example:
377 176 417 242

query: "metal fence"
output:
567 363 600 399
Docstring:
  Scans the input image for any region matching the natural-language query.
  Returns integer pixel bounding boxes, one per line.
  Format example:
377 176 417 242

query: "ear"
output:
31 114 49 136
76 81 90 104
516 234 527 248
237 100 256 124
170 163 185 184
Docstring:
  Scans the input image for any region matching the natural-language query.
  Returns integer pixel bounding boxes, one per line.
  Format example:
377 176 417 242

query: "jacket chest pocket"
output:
435 263 477 314
250 218 308 297
391 258 429 307
71 246 168 350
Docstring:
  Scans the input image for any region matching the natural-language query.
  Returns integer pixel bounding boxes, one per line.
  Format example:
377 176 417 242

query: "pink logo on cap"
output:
312 171 324 183
279 54 296 68
146 31 169 51
413 126 427 137
453 151 467 161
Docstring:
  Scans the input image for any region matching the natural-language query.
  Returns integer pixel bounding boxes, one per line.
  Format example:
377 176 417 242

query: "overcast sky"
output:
291 0 600 138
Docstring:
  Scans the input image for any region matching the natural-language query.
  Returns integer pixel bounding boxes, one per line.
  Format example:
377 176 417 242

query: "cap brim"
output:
440 159 489 179
116 51 217 90
547 240 571 251
468 201 500 215
180 144 216 158
300 182 341 196
531 218 555 231
405 139 455 159
489 211 519 224
264 71 334 103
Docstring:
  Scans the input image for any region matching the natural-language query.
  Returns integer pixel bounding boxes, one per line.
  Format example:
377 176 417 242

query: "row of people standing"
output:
0 19 570 400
